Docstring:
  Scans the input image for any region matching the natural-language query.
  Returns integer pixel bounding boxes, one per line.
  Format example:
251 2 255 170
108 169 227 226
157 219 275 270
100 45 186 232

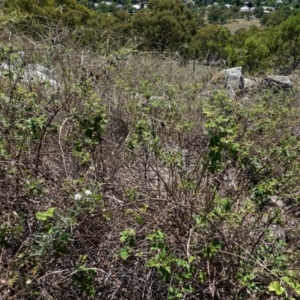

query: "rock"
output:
23 64 58 87
244 77 260 89
268 195 285 209
226 85 236 101
1 62 9 70
28 64 54 77
0 62 58 87
224 67 244 89
264 75 293 89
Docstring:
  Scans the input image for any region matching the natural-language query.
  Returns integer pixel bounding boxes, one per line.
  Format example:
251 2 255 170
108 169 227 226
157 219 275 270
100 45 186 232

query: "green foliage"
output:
117 247 132 260
25 178 44 195
201 240 221 259
268 281 285 295
254 6 264 18
207 5 233 24
33 227 70 257
127 116 161 154
242 34 270 73
117 228 136 260
0 219 25 249
278 13 300 70
125 187 138 201
76 107 106 143
72 255 97 298
146 230 195 298
190 25 230 62
132 0 201 52
5 0 91 28
120 228 136 246
32 205 77 257
204 91 244 172
261 6 298 26
2 7 300 298
282 276 300 295
35 207 56 221
146 230 173 282
2 0 300 74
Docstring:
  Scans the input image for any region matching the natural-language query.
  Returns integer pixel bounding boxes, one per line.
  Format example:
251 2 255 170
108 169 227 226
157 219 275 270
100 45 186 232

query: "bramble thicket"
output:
1 0 300 299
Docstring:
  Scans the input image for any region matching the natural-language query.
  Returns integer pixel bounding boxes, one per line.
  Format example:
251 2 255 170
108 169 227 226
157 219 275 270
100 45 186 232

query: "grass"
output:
223 17 262 33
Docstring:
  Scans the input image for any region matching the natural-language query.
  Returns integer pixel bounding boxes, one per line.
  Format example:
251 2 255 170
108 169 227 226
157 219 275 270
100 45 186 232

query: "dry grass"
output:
223 17 262 33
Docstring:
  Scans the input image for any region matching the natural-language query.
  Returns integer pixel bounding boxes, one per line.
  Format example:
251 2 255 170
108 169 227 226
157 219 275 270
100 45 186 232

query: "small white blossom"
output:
74 193 82 201
84 190 92 196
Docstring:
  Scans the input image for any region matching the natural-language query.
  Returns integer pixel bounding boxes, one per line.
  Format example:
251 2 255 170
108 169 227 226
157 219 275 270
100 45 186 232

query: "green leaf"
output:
282 276 300 295
118 247 130 260
199 271 206 284
35 207 56 221
202 240 221 259
268 281 285 295
12 225 24 235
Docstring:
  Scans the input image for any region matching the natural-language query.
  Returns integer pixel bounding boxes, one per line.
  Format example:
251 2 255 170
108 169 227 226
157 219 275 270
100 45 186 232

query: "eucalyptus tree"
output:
279 13 300 70
132 0 203 53
189 24 231 64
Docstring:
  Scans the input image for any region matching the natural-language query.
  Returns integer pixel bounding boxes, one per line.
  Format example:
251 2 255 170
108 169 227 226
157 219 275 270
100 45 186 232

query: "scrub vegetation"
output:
1 0 300 299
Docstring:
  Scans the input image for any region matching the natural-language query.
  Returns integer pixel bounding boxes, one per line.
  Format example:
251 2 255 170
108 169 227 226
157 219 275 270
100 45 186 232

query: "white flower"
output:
74 193 82 201
84 190 92 196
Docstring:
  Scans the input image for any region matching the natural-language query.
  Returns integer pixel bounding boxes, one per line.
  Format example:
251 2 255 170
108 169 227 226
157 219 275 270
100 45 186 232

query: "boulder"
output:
264 75 293 89
0 62 58 87
224 67 244 89
244 78 259 89
23 64 57 87
226 85 236 101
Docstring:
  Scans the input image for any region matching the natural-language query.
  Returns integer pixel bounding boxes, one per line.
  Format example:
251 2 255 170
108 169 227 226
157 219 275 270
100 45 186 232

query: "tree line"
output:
2 0 300 74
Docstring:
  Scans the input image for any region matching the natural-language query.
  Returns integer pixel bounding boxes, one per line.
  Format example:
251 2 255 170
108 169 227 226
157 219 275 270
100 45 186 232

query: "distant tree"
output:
279 13 300 69
77 0 90 7
207 6 221 23
242 34 270 73
4 0 92 36
133 10 184 52
230 5 240 13
260 7 295 26
254 6 264 17
55 0 76 7
208 5 233 24
148 0 184 13
189 25 231 63
11 0 55 13
225 25 260 67
132 0 202 53
97 2 117 12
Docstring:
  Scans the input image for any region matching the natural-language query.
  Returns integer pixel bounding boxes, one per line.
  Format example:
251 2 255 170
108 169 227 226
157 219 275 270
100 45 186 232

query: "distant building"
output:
262 6 275 11
240 5 250 11
132 4 141 9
